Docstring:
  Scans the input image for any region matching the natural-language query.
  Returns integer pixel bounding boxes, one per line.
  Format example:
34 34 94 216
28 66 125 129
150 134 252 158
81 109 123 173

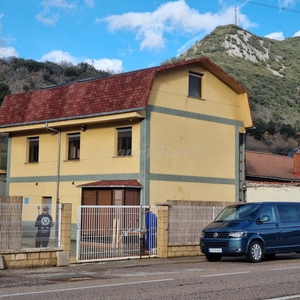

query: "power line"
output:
236 0 300 14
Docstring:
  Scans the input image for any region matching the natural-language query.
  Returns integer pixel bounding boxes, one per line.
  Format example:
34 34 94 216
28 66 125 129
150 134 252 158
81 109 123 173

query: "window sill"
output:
63 159 80 162
113 155 133 158
188 95 205 100
25 162 39 164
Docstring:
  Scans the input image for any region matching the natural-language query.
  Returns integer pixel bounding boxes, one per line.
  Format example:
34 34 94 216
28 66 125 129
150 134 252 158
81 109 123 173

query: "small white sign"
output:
209 248 222 253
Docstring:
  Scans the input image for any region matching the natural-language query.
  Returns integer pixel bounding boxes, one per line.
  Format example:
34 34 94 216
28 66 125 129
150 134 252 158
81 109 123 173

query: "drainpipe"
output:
46 122 61 244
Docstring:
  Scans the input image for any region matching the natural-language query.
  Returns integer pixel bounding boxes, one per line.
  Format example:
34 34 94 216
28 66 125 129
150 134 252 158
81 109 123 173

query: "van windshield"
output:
215 204 261 222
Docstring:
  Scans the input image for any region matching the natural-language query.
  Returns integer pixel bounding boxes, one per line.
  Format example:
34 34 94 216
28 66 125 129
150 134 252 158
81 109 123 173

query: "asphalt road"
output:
2 254 300 299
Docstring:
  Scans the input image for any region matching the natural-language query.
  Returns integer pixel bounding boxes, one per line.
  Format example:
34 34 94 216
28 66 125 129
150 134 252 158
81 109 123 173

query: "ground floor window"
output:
82 188 140 205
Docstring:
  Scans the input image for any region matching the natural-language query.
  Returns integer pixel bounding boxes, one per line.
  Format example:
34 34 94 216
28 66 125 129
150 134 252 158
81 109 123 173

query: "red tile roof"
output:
78 180 142 188
246 151 300 181
0 57 249 127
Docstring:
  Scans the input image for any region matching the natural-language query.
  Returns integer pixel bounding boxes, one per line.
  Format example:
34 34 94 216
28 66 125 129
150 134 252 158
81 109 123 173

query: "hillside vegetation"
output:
0 58 111 169
163 24 300 155
0 57 110 100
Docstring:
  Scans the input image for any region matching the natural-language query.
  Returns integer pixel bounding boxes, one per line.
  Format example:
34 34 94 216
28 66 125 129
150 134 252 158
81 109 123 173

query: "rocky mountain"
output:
163 24 300 154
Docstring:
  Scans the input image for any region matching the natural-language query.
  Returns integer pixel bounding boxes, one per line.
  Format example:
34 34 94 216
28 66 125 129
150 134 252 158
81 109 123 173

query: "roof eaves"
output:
246 174 300 182
0 107 146 129
78 185 143 189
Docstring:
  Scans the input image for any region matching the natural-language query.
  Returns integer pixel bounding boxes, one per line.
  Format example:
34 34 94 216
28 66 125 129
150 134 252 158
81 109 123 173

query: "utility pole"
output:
235 6 237 25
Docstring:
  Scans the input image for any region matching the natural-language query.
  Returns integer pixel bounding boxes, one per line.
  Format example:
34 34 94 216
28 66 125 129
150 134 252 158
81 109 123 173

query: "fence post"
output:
156 203 170 258
60 203 72 252
0 196 23 250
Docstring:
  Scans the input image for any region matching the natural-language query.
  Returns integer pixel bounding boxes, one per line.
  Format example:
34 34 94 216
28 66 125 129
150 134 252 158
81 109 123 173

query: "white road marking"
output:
271 266 300 271
201 271 250 277
264 295 300 300
110 268 207 277
0 278 174 298
113 271 181 276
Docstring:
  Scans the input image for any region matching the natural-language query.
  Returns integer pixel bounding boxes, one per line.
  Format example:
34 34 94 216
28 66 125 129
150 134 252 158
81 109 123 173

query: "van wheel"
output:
205 254 222 262
247 241 263 263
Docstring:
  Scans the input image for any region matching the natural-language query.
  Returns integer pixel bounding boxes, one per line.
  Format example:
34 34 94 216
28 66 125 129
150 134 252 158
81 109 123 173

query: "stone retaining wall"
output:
0 248 70 269
167 245 201 258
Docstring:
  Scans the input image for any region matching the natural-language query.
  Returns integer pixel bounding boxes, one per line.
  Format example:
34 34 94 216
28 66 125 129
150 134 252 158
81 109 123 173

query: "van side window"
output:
278 205 300 222
260 205 277 223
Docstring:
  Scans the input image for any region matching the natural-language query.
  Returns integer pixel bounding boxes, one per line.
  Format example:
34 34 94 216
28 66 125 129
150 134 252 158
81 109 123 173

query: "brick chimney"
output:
294 152 300 174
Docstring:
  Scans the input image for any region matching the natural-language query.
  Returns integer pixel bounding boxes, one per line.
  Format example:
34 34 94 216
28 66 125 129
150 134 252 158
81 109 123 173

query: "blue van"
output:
200 202 300 263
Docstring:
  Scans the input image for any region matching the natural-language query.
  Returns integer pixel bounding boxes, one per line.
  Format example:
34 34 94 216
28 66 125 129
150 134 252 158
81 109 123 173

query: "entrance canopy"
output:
77 180 143 189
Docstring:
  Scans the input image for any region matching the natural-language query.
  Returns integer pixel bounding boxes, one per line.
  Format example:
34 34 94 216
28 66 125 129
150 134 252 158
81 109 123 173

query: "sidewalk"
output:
1 255 206 275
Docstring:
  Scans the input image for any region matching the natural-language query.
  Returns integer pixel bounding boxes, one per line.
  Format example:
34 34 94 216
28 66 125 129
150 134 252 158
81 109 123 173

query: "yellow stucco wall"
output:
147 63 243 205
149 112 235 177
149 64 248 124
150 181 235 203
10 121 140 178
8 121 141 222
9 181 83 222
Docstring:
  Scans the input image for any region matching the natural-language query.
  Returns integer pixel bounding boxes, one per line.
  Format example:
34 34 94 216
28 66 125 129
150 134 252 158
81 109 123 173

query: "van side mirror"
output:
258 215 270 223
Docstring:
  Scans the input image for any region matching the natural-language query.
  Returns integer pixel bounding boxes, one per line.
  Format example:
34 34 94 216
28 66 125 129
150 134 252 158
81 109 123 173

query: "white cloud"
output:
40 0 77 9
0 14 18 58
0 46 18 58
84 0 95 8
40 50 123 73
85 58 123 73
176 35 201 56
293 30 300 37
36 0 77 25
40 50 77 64
36 13 59 26
265 31 285 40
278 0 296 7
0 13 3 31
99 0 255 51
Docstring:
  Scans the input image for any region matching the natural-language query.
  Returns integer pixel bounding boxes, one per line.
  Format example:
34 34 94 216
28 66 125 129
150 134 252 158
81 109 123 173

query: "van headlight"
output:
229 231 247 238
201 231 205 238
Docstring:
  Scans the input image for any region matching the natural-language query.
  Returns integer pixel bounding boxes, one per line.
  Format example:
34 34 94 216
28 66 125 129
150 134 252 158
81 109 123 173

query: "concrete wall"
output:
246 183 300 202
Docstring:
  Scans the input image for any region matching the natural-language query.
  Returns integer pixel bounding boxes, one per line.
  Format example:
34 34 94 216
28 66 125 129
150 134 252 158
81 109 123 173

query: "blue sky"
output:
1 0 300 73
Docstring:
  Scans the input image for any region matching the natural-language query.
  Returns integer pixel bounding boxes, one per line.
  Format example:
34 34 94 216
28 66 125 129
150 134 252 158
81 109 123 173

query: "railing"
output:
76 206 157 263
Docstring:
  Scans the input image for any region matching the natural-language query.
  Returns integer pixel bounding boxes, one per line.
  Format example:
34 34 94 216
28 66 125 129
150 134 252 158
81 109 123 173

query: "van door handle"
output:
276 223 279 227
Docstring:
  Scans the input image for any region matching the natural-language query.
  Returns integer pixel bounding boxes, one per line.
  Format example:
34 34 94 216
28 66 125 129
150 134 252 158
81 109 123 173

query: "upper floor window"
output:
188 71 203 98
28 137 39 163
68 133 80 160
117 127 132 156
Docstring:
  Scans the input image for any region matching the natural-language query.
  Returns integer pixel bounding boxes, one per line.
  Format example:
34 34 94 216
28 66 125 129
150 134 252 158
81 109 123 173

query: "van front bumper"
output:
200 237 248 255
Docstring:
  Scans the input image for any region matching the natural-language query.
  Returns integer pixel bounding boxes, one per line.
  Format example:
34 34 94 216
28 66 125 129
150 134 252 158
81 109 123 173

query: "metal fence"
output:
168 205 224 245
76 206 157 263
0 202 61 250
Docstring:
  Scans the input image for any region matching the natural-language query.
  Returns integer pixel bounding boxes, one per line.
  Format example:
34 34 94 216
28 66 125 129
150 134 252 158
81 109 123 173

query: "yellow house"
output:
0 57 253 228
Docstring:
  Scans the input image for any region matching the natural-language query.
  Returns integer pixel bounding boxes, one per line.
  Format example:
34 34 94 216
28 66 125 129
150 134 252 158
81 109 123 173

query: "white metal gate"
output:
76 206 157 263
